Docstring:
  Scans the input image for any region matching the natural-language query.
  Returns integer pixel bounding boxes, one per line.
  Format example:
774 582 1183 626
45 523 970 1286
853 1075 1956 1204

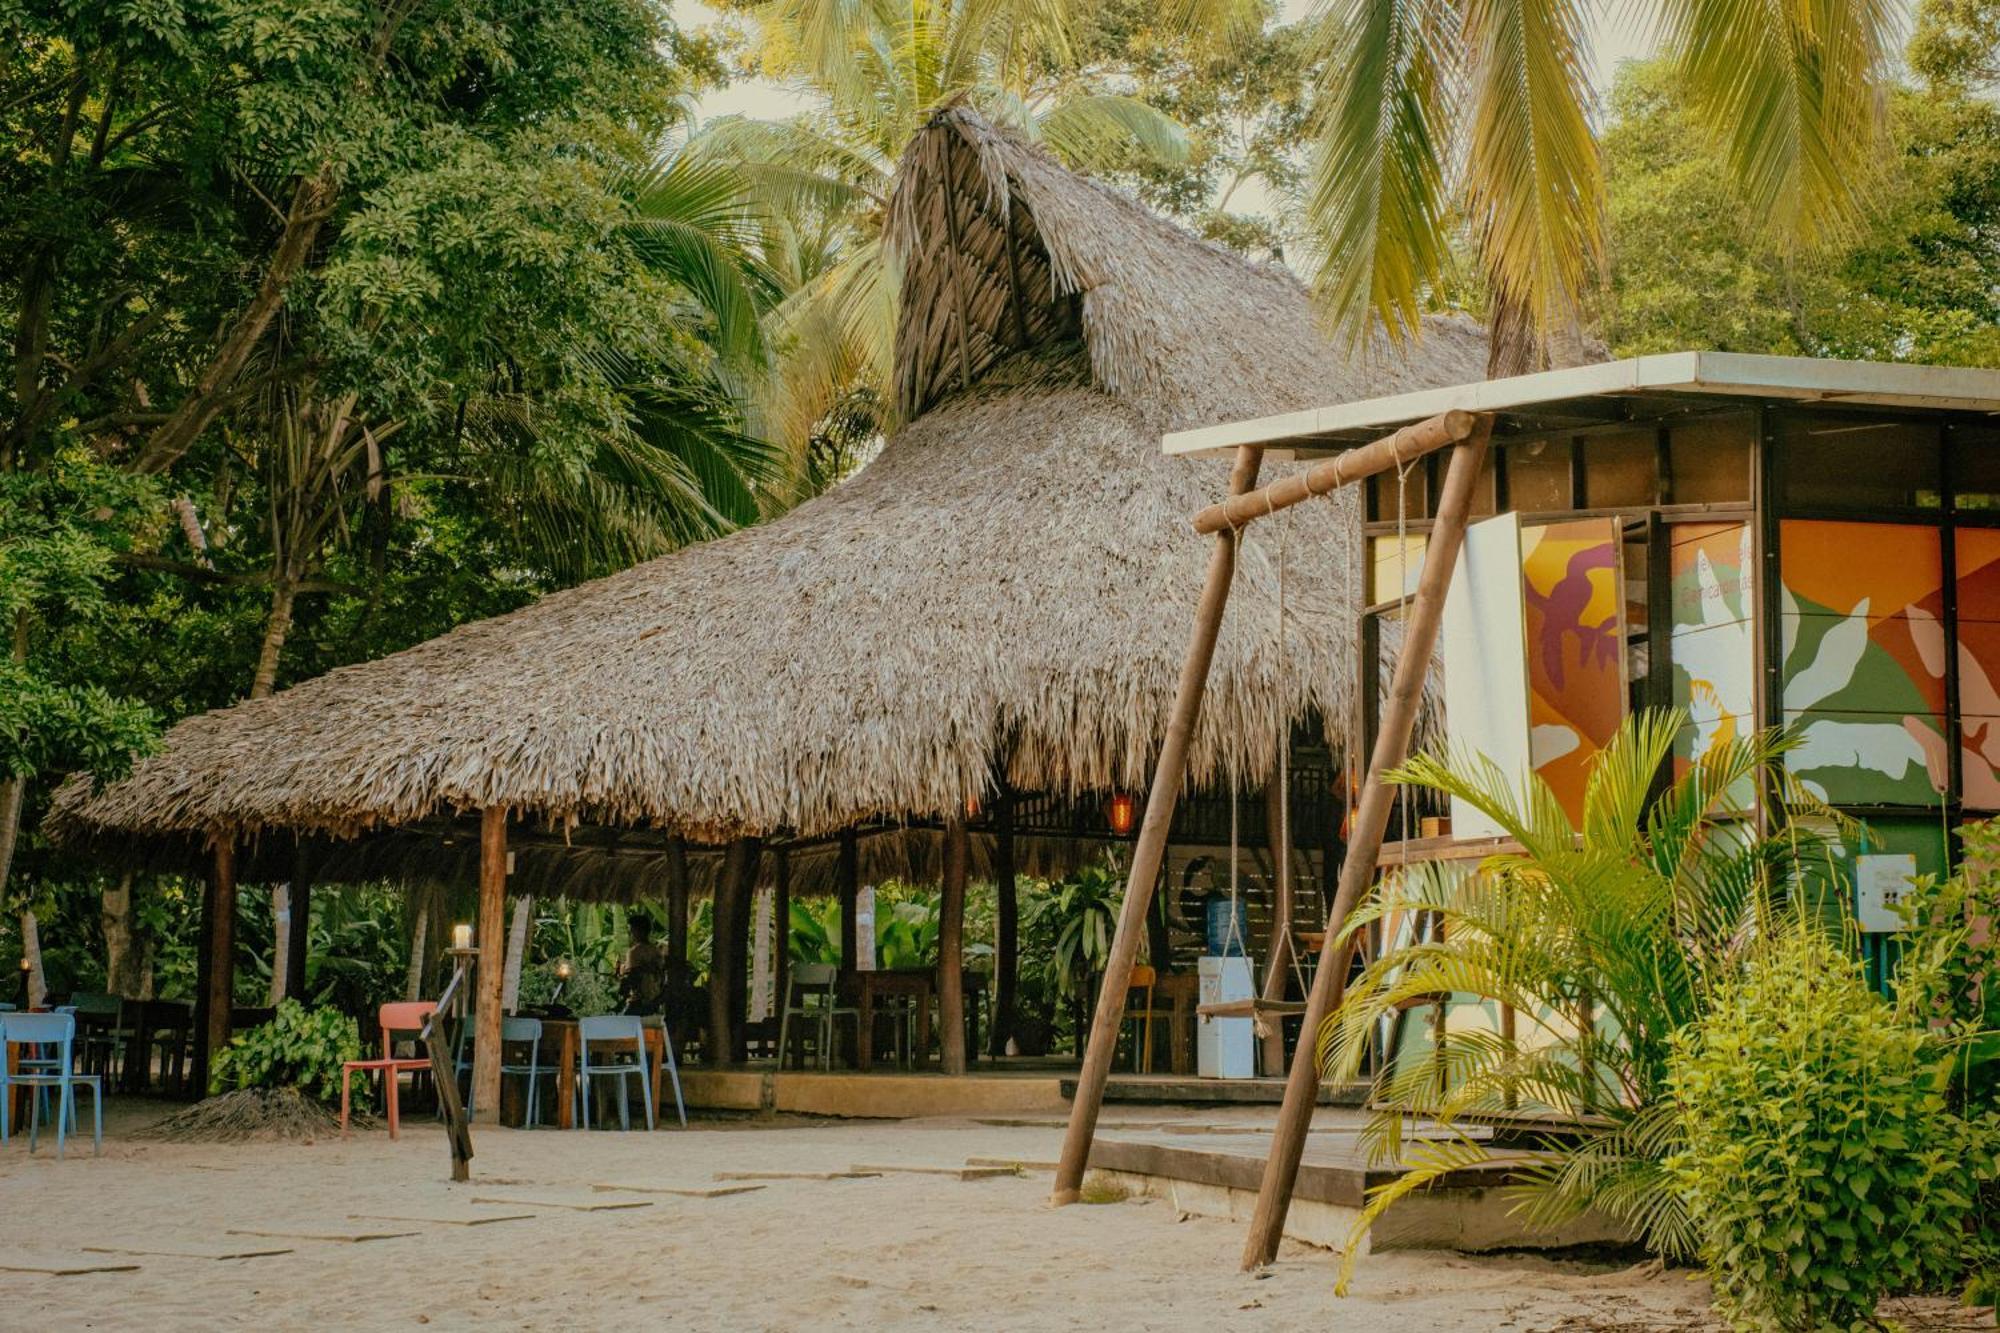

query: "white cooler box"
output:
1197 954 1255 1079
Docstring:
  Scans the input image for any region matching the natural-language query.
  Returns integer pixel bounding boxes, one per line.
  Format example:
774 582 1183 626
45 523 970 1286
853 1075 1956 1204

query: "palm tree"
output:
1303 0 1900 371
699 0 1192 476
1318 710 1848 1288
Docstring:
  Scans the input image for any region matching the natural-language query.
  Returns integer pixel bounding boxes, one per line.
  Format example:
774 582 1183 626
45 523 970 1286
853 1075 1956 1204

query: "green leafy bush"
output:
516 958 617 1016
1668 925 1995 1330
209 1000 363 1104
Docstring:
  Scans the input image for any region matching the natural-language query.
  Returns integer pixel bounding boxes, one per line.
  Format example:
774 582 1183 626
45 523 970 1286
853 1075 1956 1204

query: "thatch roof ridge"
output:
51 107 1488 855
886 104 1486 432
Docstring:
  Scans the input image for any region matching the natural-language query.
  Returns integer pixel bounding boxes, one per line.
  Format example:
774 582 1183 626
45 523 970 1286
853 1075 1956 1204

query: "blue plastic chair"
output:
643 1015 689 1129
466 1017 557 1127
576 1015 653 1131
0 1011 102 1157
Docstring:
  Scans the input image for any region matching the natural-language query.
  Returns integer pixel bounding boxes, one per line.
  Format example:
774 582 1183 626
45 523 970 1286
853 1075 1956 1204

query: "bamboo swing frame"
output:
1051 410 1495 1271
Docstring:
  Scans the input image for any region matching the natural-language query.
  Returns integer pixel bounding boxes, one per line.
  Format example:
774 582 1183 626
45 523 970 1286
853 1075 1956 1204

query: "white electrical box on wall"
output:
1854 852 1917 933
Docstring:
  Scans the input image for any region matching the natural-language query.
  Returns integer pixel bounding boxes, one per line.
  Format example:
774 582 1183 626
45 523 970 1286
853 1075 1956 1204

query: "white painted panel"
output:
1442 514 1531 840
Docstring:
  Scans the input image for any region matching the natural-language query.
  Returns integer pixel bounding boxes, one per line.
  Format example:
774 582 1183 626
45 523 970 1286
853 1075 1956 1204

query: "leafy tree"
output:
1598 58 2000 367
700 0 1190 468
1302 0 1899 370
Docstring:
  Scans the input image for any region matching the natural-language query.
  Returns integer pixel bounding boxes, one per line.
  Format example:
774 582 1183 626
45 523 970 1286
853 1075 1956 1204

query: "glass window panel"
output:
1368 465 1429 523
1469 449 1499 518
1781 413 1940 510
1950 424 2000 511
1669 413 1753 504
1505 437 1571 512
1582 428 1657 508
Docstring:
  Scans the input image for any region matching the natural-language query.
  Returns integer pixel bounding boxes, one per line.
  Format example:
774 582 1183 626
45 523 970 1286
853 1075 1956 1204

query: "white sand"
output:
0 1101 1718 1331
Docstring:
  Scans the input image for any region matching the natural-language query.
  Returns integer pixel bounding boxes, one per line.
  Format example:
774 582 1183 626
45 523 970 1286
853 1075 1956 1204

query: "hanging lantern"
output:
1107 792 1138 837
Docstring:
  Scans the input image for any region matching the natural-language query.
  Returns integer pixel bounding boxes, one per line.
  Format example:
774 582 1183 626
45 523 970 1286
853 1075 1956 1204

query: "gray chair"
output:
576 1014 653 1131
776 963 859 1070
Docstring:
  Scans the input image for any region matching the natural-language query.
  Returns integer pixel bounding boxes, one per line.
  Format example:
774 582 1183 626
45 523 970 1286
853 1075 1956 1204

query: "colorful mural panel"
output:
1521 519 1625 824
1669 522 1756 779
1955 527 2000 809
1779 520 1947 805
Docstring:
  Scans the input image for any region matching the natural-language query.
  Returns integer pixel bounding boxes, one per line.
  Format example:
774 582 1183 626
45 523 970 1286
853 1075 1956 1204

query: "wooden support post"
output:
1052 444 1264 1205
773 848 791 1039
708 837 759 1065
1239 422 1491 1270
1258 778 1293 1075
283 843 313 1006
939 818 968 1075
470 806 507 1125
198 835 237 1092
991 787 1016 1058
836 829 859 969
665 834 689 974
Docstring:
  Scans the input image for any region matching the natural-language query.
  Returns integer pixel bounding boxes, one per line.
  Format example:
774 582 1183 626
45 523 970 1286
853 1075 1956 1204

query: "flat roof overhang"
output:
1161 351 2000 459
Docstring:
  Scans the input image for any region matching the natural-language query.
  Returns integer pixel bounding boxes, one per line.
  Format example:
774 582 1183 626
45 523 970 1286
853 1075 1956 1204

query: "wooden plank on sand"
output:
0 1253 142 1276
226 1228 418 1244
348 1212 535 1227
967 1156 1056 1172
712 1169 880 1182
849 1163 1019 1181
468 1196 651 1213
590 1183 767 1199
84 1243 292 1261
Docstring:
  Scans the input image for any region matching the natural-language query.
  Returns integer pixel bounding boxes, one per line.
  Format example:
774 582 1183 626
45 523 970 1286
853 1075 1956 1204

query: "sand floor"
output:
0 1099 1720 1331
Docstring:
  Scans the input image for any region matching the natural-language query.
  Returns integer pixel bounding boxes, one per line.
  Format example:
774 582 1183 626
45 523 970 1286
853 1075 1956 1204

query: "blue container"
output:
1205 898 1248 957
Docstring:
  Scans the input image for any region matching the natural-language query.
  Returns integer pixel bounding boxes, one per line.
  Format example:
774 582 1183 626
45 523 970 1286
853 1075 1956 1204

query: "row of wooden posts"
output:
1053 409 1491 1269
190 813 982 1122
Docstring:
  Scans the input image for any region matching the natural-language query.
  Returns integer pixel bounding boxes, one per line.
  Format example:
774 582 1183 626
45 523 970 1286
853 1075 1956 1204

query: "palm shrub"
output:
210 1000 362 1103
1668 922 1998 1329
1320 709 1842 1287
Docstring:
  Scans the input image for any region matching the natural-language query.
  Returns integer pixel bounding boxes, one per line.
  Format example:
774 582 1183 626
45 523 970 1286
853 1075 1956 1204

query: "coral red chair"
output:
339 1001 437 1140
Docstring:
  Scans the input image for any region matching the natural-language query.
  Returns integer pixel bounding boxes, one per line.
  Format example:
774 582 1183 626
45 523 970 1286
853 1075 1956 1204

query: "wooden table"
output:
121 998 193 1094
851 970 932 1072
527 1018 670 1130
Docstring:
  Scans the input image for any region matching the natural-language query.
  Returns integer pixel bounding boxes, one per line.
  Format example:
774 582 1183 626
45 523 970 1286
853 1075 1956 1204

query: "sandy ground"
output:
0 1098 1720 1331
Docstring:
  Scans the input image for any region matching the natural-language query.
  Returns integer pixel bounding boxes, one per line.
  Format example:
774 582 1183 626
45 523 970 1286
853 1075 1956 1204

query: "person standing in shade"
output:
617 914 668 1016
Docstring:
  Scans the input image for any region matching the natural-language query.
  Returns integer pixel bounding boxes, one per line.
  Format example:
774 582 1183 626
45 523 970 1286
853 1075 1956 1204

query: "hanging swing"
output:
1195 512 1311 1038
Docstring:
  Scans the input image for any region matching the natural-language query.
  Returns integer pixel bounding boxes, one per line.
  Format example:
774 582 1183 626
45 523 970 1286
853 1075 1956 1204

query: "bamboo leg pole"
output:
1051 444 1264 1204
938 818 968 1074
471 806 507 1125
1239 424 1491 1269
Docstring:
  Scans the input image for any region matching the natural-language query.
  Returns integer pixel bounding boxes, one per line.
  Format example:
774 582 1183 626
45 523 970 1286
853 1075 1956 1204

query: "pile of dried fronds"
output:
134 1087 369 1143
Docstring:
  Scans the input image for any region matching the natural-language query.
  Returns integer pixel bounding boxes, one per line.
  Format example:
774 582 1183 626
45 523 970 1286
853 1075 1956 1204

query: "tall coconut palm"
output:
700 0 1192 480
1319 710 1848 1287
1303 0 1901 371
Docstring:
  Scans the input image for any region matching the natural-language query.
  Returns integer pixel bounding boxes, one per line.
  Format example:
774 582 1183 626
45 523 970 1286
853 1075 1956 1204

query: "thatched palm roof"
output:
53 105 1485 860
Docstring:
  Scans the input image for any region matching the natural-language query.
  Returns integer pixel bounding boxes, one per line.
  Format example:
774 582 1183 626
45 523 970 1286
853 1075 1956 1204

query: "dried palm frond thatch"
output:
51 106 1485 863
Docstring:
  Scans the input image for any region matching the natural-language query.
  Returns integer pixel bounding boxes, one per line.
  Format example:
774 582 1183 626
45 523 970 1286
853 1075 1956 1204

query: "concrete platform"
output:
1085 1114 1630 1256
680 1068 1070 1119
1061 1073 1372 1107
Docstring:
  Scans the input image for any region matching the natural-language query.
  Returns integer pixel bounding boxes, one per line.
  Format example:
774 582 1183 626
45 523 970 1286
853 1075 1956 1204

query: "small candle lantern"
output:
452 922 474 952
1107 792 1138 837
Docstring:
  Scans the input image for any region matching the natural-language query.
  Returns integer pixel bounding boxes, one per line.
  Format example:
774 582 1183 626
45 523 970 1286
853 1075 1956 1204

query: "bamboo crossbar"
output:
1189 409 1478 536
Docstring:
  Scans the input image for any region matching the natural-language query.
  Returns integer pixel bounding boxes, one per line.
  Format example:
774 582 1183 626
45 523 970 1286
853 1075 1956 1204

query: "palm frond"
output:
1656 0 1898 246
1302 0 1461 346
1032 93 1192 172
1459 0 1601 341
